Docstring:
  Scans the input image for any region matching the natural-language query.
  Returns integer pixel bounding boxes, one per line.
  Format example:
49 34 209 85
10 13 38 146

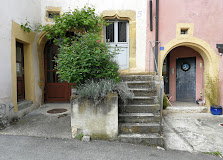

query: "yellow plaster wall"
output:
11 21 36 112
37 32 48 104
101 10 136 71
159 23 219 110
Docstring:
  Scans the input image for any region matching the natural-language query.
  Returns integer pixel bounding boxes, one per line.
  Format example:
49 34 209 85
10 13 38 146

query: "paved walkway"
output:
0 103 72 139
163 113 223 155
0 103 222 159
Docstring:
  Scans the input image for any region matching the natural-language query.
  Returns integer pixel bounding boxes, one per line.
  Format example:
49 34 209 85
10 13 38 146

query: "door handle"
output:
165 77 168 83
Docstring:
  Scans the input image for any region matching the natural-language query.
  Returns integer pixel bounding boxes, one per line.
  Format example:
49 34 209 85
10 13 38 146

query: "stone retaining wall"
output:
71 92 118 140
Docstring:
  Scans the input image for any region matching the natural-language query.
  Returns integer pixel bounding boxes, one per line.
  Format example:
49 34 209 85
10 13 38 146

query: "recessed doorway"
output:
16 42 25 102
104 20 129 70
44 41 72 102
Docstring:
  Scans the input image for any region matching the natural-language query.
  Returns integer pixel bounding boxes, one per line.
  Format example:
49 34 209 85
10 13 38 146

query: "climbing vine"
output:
40 6 107 45
20 19 31 33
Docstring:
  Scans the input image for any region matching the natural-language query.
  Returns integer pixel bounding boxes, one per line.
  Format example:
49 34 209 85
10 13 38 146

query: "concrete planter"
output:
71 92 118 140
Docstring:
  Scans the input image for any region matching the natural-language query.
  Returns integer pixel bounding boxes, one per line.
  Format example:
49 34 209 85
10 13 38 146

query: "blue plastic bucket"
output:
210 106 222 115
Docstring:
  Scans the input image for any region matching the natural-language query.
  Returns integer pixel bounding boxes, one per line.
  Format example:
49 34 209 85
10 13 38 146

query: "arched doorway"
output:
159 35 219 107
44 41 72 102
162 46 204 102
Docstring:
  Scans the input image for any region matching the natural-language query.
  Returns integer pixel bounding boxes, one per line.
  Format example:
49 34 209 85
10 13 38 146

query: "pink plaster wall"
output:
169 46 204 101
146 0 223 105
145 0 156 72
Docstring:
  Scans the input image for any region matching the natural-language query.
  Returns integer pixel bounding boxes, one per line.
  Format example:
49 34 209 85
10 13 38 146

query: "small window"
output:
47 11 60 19
106 22 114 42
118 22 127 42
181 29 188 34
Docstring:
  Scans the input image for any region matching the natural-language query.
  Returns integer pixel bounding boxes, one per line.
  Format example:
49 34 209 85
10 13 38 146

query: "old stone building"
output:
0 0 222 129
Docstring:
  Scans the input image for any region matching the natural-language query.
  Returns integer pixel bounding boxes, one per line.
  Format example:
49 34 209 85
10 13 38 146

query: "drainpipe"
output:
150 0 153 31
154 0 162 131
155 0 159 73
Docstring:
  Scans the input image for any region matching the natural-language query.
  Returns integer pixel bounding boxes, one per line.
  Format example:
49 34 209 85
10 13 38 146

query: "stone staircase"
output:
118 75 164 147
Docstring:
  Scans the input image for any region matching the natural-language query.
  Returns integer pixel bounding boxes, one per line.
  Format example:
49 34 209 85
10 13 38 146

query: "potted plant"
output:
205 73 222 115
162 94 169 116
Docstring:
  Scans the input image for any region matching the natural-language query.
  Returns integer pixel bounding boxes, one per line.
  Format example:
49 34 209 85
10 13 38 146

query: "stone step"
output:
18 100 33 111
118 133 164 147
119 104 160 113
119 74 163 147
124 96 159 105
120 75 155 82
125 81 155 89
119 113 154 117
130 88 157 96
119 122 161 134
163 106 208 114
119 113 161 123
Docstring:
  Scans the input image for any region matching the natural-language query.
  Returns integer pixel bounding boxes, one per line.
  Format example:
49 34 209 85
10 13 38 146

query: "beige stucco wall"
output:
0 0 41 115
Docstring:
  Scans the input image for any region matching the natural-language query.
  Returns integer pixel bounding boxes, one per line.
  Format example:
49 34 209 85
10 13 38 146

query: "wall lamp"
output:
216 44 223 56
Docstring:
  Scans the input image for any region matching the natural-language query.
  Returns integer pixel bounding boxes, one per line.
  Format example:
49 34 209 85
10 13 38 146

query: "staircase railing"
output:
149 41 164 132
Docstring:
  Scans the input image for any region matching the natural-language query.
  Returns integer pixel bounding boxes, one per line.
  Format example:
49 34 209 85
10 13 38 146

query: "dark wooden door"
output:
16 42 25 102
176 57 196 102
44 42 72 102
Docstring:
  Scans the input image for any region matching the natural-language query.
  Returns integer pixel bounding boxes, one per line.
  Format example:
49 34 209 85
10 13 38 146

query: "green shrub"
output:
55 33 119 85
163 94 168 109
38 6 119 85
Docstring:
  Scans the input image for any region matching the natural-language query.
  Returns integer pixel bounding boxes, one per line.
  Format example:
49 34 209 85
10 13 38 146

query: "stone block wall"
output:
71 92 118 140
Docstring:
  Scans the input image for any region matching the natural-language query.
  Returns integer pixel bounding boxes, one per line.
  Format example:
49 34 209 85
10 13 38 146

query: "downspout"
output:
155 0 159 73
154 0 163 133
150 0 153 31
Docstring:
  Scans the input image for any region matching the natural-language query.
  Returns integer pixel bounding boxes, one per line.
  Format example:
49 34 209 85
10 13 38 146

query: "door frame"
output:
101 10 136 70
104 20 129 70
11 21 36 112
